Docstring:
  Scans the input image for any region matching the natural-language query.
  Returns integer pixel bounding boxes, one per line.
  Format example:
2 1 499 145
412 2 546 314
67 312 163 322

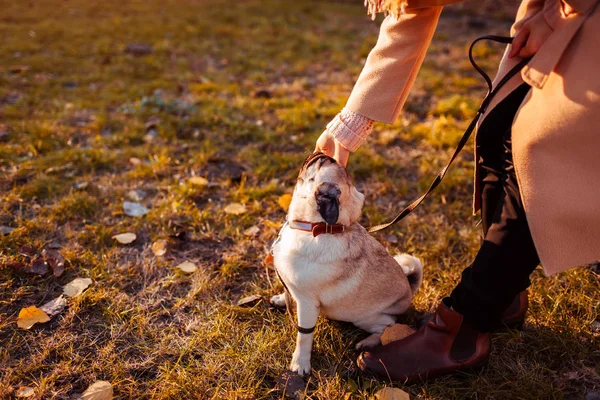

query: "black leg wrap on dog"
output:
297 325 315 334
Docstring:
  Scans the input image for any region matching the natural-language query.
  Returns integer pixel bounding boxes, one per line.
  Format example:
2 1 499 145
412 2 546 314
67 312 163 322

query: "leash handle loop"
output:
368 35 531 233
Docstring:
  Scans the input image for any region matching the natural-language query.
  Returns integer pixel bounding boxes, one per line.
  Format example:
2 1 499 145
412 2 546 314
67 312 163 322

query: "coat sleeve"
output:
344 7 443 124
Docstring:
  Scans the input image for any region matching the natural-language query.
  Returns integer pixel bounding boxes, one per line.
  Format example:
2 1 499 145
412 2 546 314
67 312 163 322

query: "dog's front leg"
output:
290 299 319 376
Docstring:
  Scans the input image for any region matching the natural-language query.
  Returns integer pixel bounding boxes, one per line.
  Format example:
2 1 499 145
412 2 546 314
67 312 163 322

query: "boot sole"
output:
357 354 490 384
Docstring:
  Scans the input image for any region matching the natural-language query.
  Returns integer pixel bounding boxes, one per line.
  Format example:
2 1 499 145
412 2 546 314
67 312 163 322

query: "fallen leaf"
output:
17 306 50 329
40 295 67 316
276 370 305 397
6 261 27 271
243 226 260 237
42 248 65 277
380 324 416 345
224 203 246 215
151 239 167 256
176 261 197 273
126 189 147 202
30 257 49 275
47 241 61 249
63 278 93 297
82 380 113 400
189 176 209 186
19 245 37 258
15 386 35 398
278 194 293 212
0 225 14 235
112 232 136 244
129 157 142 166
123 201 149 217
375 387 410 400
73 181 89 190
237 294 262 307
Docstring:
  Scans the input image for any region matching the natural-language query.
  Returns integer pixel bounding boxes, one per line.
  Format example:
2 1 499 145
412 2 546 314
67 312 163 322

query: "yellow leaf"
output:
151 239 167 256
82 380 113 400
189 176 208 186
63 278 93 297
277 194 292 212
17 306 50 329
112 232 136 244
375 387 410 400
176 261 197 273
380 324 416 345
224 203 246 215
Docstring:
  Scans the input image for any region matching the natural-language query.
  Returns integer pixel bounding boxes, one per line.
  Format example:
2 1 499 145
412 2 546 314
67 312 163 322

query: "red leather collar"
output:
289 220 345 237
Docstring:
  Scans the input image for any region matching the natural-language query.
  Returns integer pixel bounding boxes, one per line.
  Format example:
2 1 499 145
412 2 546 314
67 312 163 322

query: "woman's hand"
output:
509 12 553 58
315 130 350 167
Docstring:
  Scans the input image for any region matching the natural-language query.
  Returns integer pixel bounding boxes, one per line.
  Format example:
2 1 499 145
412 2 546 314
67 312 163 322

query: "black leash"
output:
368 35 532 233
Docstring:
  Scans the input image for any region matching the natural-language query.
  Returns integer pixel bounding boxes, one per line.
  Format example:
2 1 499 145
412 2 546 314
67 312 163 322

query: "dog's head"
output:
287 152 364 226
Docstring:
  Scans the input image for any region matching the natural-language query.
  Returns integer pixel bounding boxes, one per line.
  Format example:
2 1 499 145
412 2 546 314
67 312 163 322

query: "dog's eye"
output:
308 178 314 183
297 178 304 184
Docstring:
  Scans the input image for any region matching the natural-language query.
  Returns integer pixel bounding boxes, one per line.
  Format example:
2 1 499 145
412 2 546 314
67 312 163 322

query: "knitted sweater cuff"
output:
326 108 374 152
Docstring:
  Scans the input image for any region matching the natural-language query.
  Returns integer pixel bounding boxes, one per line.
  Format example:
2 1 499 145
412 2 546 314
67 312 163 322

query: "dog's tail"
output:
394 254 423 295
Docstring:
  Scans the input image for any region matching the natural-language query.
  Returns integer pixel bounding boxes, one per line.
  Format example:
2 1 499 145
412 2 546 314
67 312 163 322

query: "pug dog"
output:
270 152 422 375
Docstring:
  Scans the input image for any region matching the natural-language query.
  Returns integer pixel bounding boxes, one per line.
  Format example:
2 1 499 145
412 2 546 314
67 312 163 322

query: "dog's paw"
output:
290 356 311 376
270 293 287 309
355 333 382 350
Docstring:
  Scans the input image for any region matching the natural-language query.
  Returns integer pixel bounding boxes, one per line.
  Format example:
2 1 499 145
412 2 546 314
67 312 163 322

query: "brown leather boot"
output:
501 290 528 329
357 299 491 383
416 290 528 331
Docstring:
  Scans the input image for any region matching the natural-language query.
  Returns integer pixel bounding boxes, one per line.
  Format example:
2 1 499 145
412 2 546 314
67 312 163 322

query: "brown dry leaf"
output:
112 232 136 244
42 248 65 277
15 386 35 398
63 278 93 297
30 257 49 275
277 194 293 212
18 245 36 258
176 261 197 273
375 387 410 400
151 239 168 256
224 203 247 215
189 176 209 186
237 294 262 307
380 324 416 345
82 380 113 400
40 295 67 316
17 306 50 329
276 371 305 398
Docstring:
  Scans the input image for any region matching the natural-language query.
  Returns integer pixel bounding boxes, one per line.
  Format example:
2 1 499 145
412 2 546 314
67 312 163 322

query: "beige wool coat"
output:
346 0 600 275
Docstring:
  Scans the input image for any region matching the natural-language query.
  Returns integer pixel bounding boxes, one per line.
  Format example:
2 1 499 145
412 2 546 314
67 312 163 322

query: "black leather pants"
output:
450 84 540 332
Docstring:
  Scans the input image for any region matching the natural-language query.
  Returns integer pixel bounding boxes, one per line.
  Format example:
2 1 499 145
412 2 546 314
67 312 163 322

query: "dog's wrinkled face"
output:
287 153 365 226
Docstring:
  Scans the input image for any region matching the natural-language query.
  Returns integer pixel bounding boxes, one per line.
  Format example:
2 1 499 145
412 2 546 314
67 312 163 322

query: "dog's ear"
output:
315 182 341 224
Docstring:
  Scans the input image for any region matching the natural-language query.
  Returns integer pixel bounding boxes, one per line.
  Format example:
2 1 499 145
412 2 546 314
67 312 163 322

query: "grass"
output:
0 0 599 399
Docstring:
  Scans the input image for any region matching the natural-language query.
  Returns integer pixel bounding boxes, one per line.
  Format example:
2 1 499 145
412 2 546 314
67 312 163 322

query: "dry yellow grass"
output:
0 1 598 399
